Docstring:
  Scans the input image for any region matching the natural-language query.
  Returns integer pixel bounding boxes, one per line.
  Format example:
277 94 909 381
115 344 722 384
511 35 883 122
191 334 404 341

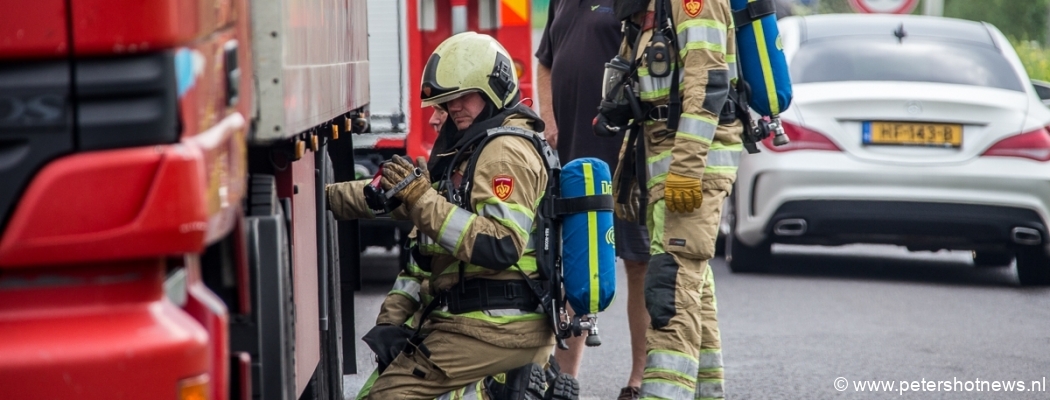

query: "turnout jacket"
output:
326 110 553 348
628 0 739 189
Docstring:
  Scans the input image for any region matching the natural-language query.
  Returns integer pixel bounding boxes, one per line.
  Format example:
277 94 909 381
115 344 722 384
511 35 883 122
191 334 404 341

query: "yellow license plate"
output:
863 121 963 147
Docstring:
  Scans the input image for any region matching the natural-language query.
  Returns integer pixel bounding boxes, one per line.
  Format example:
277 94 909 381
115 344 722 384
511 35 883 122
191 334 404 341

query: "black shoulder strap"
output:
614 0 649 21
732 0 776 29
458 127 560 208
554 195 614 215
657 0 683 131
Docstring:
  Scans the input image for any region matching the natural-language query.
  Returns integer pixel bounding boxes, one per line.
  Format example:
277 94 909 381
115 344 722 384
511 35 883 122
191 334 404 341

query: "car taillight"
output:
981 126 1050 162
762 121 841 152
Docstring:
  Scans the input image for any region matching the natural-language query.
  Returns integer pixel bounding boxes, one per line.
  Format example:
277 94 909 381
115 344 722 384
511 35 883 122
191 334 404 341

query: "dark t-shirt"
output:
535 0 624 170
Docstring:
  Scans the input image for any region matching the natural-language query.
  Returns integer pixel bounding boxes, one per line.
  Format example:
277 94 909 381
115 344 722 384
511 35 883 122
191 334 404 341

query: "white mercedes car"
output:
725 14 1050 286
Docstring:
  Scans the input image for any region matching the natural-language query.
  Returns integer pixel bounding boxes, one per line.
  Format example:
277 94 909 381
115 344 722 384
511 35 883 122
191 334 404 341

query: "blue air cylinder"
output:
560 158 616 314
731 0 793 117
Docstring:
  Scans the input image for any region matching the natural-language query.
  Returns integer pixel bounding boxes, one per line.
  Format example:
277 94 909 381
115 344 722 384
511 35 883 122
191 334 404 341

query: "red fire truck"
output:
356 0 534 254
0 0 369 399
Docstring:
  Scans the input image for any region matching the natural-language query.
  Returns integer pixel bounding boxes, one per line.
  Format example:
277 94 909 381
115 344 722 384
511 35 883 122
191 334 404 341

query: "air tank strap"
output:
554 195 615 215
732 0 776 28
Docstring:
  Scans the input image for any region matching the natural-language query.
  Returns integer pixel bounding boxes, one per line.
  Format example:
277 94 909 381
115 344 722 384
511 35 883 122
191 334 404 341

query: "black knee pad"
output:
644 253 679 329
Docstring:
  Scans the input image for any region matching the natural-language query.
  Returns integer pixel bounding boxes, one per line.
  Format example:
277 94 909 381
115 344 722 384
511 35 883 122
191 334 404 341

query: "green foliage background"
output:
1013 38 1050 81
944 0 1049 44
534 0 550 29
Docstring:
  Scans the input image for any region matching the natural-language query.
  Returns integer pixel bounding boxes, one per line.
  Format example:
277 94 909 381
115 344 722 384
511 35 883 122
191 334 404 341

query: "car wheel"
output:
1015 248 1050 286
972 250 1014 267
725 196 771 273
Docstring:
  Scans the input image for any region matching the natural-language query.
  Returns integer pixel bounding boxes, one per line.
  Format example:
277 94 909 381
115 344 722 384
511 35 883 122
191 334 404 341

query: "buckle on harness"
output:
443 279 541 315
647 105 670 122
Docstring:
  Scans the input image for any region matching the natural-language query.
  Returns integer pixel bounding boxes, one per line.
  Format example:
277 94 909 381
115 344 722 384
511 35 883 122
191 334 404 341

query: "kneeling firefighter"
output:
327 32 583 400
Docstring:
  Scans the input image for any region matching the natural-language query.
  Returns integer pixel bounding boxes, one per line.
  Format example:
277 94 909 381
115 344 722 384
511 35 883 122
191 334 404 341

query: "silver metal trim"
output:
248 0 287 143
1011 227 1042 246
163 268 188 307
773 218 807 236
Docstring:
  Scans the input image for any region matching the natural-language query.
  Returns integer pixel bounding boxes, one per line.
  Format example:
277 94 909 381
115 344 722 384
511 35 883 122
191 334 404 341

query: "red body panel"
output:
0 0 68 59
70 0 234 55
376 137 412 149
184 255 230 400
405 0 428 160
0 262 210 399
0 144 208 267
173 25 250 248
492 1 534 104
232 352 252 400
0 113 246 268
276 155 321 395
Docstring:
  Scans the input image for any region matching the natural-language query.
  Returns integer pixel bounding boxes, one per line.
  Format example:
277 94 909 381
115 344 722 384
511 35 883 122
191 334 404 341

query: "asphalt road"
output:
344 245 1050 399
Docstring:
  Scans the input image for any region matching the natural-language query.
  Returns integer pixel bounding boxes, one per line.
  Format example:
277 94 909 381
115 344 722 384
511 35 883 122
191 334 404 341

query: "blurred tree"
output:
816 0 854 14
944 0 1049 44
1012 38 1050 81
533 0 550 29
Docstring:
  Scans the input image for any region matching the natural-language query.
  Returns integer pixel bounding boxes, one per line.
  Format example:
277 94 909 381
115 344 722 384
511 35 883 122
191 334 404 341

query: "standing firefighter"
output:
600 0 742 398
327 32 578 400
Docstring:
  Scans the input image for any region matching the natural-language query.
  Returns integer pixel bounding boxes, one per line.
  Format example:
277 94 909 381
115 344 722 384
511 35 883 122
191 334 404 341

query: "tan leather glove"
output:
611 153 640 222
380 155 431 207
664 172 703 213
614 179 642 223
415 156 429 180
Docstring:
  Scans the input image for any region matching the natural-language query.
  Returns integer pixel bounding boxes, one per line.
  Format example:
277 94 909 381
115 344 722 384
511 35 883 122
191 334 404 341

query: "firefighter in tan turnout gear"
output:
606 0 742 398
327 32 578 400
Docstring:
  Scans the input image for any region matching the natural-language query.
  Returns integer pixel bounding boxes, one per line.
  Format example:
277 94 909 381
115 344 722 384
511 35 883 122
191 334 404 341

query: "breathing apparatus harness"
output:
371 107 613 350
443 125 612 349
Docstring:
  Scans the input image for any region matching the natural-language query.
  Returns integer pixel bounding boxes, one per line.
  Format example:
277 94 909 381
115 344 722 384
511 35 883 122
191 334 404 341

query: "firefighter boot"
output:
543 354 579 400
486 363 548 400
546 373 580 400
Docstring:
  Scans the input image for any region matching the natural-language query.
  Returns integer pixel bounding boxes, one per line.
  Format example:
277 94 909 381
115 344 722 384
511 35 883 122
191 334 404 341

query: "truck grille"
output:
0 52 178 232
0 60 75 233
76 53 178 150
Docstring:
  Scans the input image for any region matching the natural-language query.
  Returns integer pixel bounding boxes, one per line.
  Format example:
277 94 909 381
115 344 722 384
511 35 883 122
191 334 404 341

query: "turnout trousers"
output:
367 328 553 399
639 120 742 400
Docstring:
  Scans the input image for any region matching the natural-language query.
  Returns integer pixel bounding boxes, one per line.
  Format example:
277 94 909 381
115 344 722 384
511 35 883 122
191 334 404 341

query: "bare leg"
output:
623 259 649 389
553 304 585 377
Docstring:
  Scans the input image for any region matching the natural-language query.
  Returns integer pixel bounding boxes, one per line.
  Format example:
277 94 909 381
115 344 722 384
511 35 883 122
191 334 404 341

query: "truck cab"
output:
0 0 369 399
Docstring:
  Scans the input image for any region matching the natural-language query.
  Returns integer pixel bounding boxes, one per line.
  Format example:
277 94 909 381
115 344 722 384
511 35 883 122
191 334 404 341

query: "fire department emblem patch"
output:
684 0 703 17
493 175 514 200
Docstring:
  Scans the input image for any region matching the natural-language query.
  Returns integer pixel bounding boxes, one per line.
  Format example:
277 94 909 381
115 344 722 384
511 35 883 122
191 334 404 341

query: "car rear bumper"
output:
735 151 1050 253
764 200 1045 249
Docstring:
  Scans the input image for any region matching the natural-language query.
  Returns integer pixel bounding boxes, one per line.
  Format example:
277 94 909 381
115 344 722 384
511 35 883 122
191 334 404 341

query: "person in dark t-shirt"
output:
535 2 652 398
